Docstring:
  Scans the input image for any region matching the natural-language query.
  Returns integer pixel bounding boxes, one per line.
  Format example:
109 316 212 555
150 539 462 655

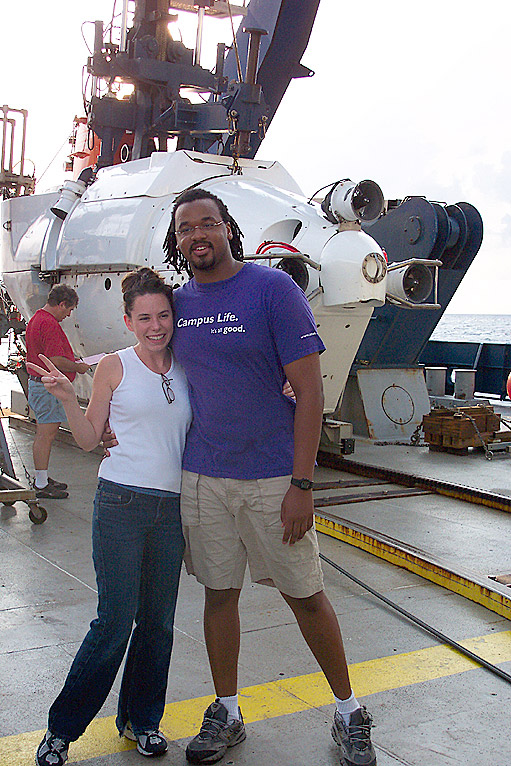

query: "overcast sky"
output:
3 0 510 313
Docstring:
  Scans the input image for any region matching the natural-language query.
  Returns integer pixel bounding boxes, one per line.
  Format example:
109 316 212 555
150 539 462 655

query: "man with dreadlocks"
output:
164 188 376 766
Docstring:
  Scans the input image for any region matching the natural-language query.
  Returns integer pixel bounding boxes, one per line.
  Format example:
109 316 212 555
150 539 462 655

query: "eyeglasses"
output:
175 221 224 238
161 372 175 404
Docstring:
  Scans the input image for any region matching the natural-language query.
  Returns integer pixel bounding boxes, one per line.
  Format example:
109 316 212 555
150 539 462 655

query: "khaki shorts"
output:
180 471 324 599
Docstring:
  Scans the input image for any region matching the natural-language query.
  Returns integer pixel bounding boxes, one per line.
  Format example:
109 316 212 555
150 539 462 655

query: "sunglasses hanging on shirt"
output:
161 373 175 404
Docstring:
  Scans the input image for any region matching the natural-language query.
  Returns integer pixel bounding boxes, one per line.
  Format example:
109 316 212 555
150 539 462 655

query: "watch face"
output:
292 478 314 490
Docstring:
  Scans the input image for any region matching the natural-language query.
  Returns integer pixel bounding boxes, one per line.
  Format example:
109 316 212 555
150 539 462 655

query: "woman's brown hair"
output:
121 268 174 316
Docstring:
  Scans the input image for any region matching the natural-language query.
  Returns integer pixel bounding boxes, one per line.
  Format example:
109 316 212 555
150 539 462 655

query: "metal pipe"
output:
319 552 511 685
1 105 7 173
93 20 104 56
7 119 15 173
92 20 104 99
245 28 265 84
243 252 321 270
120 0 129 52
194 6 205 66
215 42 226 99
19 109 28 178
386 258 443 270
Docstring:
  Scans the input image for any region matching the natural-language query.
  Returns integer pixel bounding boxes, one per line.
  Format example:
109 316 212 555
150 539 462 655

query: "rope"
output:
37 135 72 185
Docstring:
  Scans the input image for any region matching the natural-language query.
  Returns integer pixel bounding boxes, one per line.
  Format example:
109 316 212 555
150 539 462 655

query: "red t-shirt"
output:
26 308 76 382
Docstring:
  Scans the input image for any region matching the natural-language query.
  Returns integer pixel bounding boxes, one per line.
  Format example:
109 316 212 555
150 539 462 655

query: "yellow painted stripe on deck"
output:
2 630 510 764
315 515 511 620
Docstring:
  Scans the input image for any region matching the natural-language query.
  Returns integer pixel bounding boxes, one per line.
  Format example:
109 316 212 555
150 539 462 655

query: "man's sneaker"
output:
185 700 246 764
36 730 69 766
48 477 68 490
35 484 69 499
121 722 168 757
331 707 376 766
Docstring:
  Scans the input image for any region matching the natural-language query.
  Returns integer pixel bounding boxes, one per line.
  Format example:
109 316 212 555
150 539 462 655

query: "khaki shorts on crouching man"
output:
180 471 324 599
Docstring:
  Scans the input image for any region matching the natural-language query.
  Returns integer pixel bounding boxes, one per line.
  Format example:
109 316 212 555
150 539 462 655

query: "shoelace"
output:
347 720 373 751
199 716 226 738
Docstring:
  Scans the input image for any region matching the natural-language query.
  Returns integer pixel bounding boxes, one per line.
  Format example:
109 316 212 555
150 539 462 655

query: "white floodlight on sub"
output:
385 259 443 309
386 263 434 304
321 179 384 224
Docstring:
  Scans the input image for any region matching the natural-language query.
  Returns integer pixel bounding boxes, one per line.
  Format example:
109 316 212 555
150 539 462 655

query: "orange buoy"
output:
507 371 511 399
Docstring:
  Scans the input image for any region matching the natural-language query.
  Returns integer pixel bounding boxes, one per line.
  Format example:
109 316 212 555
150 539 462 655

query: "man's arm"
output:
49 355 90 374
280 352 324 544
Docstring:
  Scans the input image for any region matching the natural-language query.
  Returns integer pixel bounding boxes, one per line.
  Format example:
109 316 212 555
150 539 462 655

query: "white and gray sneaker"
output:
121 722 168 757
331 706 376 766
185 700 246 764
35 730 69 766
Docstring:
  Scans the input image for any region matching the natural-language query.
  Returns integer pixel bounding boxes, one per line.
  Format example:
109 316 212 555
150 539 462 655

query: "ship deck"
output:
1 354 510 766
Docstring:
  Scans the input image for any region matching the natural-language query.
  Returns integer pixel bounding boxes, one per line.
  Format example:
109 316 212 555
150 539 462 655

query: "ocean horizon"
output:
431 314 511 344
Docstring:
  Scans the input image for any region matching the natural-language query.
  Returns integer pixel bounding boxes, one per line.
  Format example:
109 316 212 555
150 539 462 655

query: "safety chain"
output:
460 412 494 460
409 424 422 446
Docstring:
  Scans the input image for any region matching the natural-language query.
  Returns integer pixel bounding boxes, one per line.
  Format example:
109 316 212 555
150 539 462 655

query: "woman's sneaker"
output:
331 706 376 765
185 700 246 764
36 730 69 766
121 723 168 757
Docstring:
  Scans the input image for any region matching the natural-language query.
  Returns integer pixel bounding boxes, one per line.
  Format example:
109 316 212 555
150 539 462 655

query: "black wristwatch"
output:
290 477 314 491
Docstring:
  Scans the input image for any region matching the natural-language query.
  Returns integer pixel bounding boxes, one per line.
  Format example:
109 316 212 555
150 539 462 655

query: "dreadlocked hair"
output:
121 267 174 317
162 188 244 278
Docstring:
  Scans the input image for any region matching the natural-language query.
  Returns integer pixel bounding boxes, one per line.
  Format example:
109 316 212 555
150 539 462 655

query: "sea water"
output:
431 315 511 344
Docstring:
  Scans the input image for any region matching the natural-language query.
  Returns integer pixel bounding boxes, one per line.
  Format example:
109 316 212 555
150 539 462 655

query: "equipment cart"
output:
0 418 47 523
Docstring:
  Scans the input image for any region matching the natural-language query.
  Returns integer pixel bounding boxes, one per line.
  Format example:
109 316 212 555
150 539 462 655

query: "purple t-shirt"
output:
172 262 325 479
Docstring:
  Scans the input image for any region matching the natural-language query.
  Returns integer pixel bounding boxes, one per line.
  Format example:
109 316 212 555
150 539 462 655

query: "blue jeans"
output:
48 479 185 741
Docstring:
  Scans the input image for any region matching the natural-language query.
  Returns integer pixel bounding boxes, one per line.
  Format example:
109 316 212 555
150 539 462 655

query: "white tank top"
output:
98 346 192 492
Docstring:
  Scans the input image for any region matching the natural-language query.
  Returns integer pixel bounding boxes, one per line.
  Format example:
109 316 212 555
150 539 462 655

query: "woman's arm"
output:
28 354 121 451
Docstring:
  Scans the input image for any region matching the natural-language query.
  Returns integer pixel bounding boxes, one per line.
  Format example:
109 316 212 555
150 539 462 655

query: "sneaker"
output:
331 707 376 766
121 723 168 757
35 484 69 499
185 700 246 764
36 730 69 766
48 477 68 490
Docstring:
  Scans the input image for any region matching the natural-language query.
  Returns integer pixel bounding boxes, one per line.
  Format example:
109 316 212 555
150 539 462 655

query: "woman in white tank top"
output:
29 268 191 763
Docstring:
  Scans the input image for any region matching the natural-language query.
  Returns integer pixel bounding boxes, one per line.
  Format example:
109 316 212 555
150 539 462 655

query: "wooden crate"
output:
422 405 501 452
